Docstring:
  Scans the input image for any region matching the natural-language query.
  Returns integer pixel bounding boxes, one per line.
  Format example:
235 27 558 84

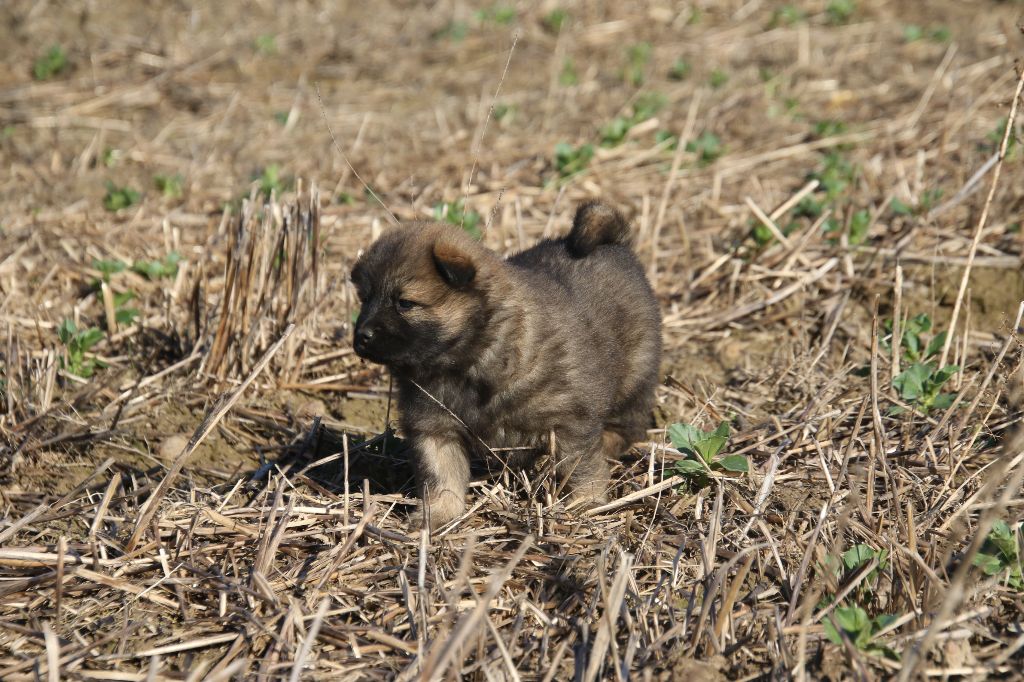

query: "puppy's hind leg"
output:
413 434 470 530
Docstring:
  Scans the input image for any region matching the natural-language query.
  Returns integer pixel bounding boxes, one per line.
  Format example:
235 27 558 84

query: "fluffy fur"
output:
350 201 661 528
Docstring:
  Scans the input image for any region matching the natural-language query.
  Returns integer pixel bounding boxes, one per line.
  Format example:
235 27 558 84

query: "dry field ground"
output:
3 0 1024 679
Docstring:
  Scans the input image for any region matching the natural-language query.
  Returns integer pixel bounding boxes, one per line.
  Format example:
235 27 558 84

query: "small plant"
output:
132 252 182 280
883 313 959 413
102 182 140 212
600 93 666 147
336 191 356 205
92 258 127 283
57 319 105 378
554 142 594 179
825 0 856 24
823 606 899 659
668 58 691 81
972 520 1023 590
814 119 847 138
254 164 290 198
493 103 513 122
708 69 729 89
33 45 67 81
669 421 747 489
655 130 678 150
101 147 121 168
686 131 724 166
559 58 579 86
433 21 468 42
987 117 1020 159
542 8 569 33
623 42 652 87
476 5 516 24
112 291 140 326
770 4 806 27
154 174 183 199
902 24 924 42
254 34 277 55
433 200 482 239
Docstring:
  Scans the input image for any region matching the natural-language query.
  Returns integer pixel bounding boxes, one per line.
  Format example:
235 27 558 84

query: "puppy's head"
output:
349 223 496 374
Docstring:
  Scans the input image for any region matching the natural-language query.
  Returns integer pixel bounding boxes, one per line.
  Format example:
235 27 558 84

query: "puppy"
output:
350 201 661 529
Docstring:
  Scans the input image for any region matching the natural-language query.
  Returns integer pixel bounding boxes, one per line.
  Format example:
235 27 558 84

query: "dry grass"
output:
3 0 1024 679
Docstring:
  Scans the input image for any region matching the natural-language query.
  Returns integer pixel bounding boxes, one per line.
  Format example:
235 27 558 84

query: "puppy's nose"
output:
355 327 375 348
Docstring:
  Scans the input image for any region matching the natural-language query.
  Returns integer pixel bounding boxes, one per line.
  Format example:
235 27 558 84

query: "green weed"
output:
668 58 691 81
709 69 729 89
972 520 1023 590
476 5 516 24
559 59 579 86
554 142 594 179
132 252 182 280
599 93 665 147
770 5 806 27
57 319 105 378
433 200 482 239
154 174 184 199
823 606 899 659
254 34 277 55
542 9 569 33
882 313 959 413
433 21 468 41
825 0 856 24
33 45 67 81
102 183 140 212
686 131 724 166
670 421 747 489
623 42 652 87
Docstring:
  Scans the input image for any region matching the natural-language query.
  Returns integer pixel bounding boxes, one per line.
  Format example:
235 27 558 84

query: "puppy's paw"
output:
566 482 608 510
411 490 467 531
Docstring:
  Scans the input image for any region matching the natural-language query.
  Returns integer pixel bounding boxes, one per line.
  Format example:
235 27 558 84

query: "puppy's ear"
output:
432 240 476 288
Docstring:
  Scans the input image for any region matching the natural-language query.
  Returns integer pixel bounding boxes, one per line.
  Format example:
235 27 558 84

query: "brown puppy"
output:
350 201 661 528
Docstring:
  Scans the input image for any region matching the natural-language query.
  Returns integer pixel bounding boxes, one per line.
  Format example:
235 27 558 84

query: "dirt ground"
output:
2 0 1024 679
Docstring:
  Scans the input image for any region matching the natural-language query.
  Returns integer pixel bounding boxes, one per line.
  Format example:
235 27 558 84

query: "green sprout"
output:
825 0 856 24
254 34 277 55
686 131 724 166
823 606 899 659
972 520 1023 591
57 319 105 378
542 9 569 33
882 313 959 413
668 58 691 81
132 252 182 280
33 45 67 81
433 200 482 239
154 174 183 199
623 42 652 87
102 183 140 212
559 58 579 86
670 421 747 489
554 142 595 179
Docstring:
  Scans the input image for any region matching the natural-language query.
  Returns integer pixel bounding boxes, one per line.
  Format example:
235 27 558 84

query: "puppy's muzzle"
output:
353 326 376 356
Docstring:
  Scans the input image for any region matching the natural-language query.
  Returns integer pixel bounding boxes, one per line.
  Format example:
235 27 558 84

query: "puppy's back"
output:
508 202 661 409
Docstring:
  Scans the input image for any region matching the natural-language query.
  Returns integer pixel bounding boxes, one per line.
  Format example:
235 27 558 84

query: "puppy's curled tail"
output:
566 200 632 258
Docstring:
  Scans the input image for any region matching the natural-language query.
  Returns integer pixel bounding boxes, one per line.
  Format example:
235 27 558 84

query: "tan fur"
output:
350 202 662 530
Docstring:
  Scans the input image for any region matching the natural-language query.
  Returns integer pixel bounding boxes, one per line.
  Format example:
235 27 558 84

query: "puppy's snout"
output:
354 326 375 349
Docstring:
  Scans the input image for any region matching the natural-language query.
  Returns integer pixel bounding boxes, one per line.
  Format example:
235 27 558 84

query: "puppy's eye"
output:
396 298 419 312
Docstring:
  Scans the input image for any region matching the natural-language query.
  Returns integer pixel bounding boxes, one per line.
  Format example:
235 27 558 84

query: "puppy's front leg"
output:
554 427 610 508
413 434 470 529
